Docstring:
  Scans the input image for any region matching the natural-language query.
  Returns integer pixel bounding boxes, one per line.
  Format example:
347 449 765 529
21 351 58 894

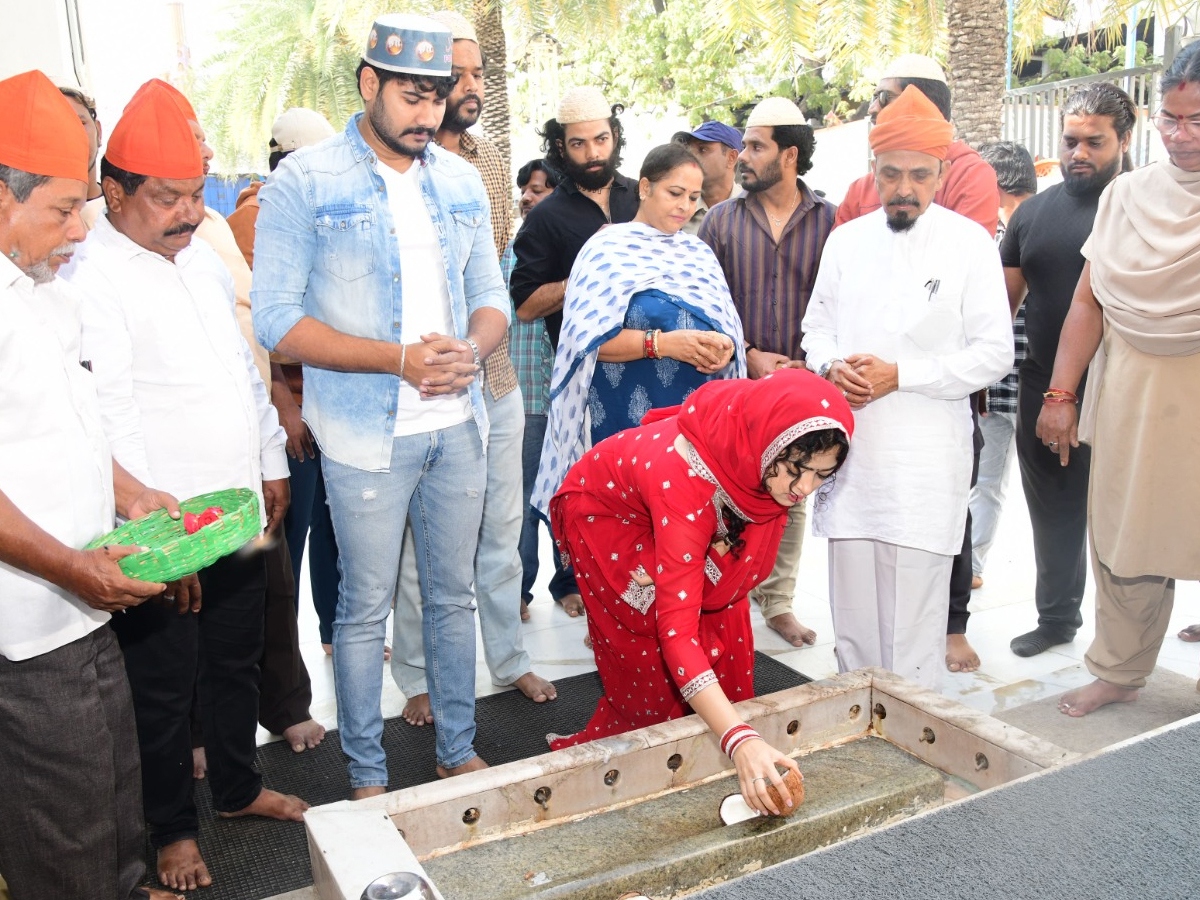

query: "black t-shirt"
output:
509 173 640 347
999 183 1101 378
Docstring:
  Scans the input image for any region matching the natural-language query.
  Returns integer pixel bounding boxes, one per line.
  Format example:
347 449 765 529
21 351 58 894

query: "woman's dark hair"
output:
538 104 626 172
715 428 850 556
355 61 455 101
1162 40 1200 93
638 142 701 182
770 124 816 177
516 158 561 189
100 157 147 196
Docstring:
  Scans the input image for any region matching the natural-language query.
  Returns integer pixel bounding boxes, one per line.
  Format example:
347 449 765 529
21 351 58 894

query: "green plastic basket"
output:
85 488 261 583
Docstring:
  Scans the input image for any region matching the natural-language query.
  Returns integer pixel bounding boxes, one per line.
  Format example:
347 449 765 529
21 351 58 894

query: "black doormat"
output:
157 652 811 900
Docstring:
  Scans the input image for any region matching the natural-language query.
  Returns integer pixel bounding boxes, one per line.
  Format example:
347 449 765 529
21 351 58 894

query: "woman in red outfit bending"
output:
548 369 853 815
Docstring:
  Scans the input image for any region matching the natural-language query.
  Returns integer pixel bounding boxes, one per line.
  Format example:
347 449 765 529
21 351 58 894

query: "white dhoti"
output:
828 538 953 691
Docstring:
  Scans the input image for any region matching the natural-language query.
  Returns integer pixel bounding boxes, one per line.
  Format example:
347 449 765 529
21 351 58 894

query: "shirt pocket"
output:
446 202 484 261
314 206 375 282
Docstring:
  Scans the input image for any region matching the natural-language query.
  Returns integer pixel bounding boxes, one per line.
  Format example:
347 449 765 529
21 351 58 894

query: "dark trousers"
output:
284 447 341 643
112 551 266 848
520 412 578 602
0 627 150 900
1015 365 1089 634
258 538 313 735
947 412 983 635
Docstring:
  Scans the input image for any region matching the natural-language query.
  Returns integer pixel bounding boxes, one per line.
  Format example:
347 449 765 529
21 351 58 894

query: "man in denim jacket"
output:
252 13 509 795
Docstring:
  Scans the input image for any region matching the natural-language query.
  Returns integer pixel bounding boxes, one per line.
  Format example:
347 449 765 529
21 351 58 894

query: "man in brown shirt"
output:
390 10 556 726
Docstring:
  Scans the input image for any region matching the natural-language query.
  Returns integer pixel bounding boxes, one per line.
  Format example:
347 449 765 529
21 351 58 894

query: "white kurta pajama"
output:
802 204 1012 689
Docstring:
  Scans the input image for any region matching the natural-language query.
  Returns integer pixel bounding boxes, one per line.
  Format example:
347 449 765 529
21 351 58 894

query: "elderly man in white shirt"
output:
802 87 1013 691
0 70 189 900
61 81 306 893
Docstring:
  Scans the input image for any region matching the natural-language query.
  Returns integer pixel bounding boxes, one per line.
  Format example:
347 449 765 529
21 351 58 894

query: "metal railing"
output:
1002 65 1162 166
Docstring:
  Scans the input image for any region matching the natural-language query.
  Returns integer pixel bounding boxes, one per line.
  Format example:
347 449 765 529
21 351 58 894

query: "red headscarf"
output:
671 369 854 522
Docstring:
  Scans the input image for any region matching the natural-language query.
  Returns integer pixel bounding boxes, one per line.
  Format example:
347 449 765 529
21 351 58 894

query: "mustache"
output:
48 242 78 257
401 127 436 139
887 196 919 207
163 222 198 237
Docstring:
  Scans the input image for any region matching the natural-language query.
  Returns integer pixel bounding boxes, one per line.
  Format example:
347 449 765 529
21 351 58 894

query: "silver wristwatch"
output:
817 358 841 379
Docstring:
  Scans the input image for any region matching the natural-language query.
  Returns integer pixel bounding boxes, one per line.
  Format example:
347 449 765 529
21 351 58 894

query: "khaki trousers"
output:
1084 539 1176 689
750 500 807 619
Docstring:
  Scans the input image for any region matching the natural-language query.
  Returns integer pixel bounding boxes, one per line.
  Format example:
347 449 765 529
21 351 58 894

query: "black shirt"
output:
999 183 1102 381
509 173 640 346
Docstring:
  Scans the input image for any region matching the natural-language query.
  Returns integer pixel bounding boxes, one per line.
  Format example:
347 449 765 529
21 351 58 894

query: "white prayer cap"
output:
557 86 612 125
744 96 805 129
271 108 335 152
882 53 947 83
428 10 478 44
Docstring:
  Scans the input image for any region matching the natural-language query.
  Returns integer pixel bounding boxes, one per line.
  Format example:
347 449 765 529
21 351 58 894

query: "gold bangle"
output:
399 343 407 383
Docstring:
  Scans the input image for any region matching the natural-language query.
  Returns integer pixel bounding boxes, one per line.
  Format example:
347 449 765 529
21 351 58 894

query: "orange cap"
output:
869 85 953 161
0 70 89 183
105 80 203 180
128 77 198 123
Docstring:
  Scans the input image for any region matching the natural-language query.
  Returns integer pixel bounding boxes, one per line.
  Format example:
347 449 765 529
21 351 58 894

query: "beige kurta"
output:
1083 161 1200 580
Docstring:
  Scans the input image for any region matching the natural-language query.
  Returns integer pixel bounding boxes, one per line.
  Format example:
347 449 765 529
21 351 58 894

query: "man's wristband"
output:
465 338 481 369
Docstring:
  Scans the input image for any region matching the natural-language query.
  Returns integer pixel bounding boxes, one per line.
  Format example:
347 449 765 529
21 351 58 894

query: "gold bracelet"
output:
651 329 661 360
399 343 407 383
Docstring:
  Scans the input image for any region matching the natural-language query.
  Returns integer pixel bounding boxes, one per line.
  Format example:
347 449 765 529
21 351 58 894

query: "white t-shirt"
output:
0 259 113 661
378 160 472 436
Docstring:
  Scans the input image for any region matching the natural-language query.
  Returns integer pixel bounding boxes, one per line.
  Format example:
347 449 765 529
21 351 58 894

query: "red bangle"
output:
644 330 658 360
719 723 761 759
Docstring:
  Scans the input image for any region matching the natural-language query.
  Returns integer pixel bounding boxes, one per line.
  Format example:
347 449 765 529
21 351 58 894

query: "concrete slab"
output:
421 736 944 900
995 665 1200 754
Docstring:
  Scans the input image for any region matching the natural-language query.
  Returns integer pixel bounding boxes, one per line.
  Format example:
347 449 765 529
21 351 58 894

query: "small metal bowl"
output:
360 871 434 900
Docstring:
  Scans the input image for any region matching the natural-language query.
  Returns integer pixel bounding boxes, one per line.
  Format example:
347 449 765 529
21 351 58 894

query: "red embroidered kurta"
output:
549 419 783 748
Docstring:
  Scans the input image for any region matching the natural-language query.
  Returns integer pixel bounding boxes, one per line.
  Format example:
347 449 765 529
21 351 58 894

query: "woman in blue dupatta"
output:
533 143 746 514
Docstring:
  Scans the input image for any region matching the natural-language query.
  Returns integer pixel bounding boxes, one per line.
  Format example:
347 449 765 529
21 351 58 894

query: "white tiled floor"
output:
261 475 1200 748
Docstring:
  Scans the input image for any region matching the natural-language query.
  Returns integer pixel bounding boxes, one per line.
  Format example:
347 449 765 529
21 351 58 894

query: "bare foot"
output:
436 755 489 778
1058 679 1139 717
402 693 433 726
322 643 333 656
945 633 981 672
583 632 593 650
192 746 207 780
971 574 983 590
147 889 186 900
350 785 388 800
1178 624 1200 642
766 613 817 647
383 642 392 663
520 599 531 621
217 787 309 821
511 671 557 703
156 839 212 892
282 718 326 753
559 593 585 617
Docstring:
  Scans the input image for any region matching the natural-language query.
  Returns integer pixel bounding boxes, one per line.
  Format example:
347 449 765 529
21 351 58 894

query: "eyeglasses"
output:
872 88 899 109
1151 111 1200 138
58 87 97 120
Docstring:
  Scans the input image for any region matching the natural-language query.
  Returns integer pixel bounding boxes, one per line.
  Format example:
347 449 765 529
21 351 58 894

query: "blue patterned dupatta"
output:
531 221 746 514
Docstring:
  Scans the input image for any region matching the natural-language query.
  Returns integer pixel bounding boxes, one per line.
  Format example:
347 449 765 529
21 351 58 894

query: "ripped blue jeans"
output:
322 420 485 786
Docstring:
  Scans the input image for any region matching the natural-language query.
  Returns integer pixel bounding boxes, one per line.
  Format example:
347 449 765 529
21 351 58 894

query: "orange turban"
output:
128 77 198 123
0 70 89 183
105 80 203 180
868 85 953 160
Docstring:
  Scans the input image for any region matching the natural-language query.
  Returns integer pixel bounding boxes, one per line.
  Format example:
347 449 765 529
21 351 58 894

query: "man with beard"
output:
801 87 1011 690
672 120 744 234
697 96 836 648
0 68 188 900
510 86 639 348
1000 83 1135 658
831 54 1000 677
391 9 556 729
252 15 510 793
63 80 306 892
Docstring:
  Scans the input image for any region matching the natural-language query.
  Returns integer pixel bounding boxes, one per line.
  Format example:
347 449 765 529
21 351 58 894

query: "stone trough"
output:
304 669 1075 900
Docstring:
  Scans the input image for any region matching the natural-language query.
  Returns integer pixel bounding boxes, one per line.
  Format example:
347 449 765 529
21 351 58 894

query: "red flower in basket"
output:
183 506 225 535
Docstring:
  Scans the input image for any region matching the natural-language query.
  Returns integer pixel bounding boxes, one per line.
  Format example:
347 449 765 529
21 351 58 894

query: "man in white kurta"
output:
801 86 1012 690
59 82 304 892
